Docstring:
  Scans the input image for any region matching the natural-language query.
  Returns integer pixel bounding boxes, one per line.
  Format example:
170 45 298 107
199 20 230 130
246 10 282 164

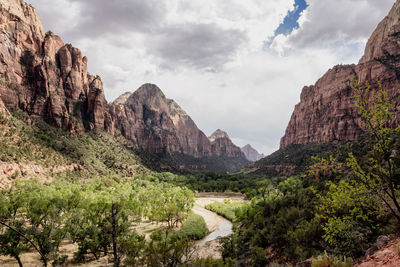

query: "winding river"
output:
191 195 242 258
193 204 233 246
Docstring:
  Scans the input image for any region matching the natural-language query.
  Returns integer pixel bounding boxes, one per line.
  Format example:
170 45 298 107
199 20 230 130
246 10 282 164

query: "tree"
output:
350 80 400 224
21 182 81 267
0 190 30 267
314 80 400 256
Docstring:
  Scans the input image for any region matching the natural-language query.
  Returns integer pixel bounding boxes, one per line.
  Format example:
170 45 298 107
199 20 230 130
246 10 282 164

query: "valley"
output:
1 0 400 266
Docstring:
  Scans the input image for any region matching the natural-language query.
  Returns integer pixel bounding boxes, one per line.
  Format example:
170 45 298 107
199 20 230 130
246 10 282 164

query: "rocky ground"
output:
357 238 400 267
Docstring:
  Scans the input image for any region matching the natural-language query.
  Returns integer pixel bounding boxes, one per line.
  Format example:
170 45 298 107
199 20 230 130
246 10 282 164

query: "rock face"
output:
0 97 9 118
111 85 246 163
281 0 400 148
241 144 264 162
0 0 112 132
209 129 246 158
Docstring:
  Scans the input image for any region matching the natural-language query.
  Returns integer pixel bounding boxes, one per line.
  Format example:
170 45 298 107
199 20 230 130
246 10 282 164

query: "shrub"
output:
177 212 208 240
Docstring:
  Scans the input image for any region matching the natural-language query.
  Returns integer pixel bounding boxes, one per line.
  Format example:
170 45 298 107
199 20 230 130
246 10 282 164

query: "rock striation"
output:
281 0 400 148
241 144 264 162
0 0 112 132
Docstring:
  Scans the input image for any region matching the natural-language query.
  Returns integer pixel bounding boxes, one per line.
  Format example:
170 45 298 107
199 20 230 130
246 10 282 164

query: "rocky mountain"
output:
110 85 248 171
241 144 264 162
280 0 400 148
209 129 246 158
0 0 247 172
110 84 211 157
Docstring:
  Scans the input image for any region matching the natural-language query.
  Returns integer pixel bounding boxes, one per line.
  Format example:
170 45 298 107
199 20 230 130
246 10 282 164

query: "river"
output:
192 195 243 258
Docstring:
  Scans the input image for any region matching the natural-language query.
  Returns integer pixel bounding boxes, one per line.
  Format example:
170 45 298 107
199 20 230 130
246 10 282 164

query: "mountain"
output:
209 129 246 158
110 85 248 171
280 0 400 148
0 0 247 172
241 144 264 162
110 83 212 157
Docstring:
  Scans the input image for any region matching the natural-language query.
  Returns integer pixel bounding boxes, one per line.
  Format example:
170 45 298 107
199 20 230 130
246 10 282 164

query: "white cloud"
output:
272 0 394 51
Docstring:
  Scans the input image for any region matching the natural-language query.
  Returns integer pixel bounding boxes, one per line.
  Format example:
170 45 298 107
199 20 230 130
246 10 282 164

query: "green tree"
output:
21 182 80 267
0 190 30 267
350 80 400 224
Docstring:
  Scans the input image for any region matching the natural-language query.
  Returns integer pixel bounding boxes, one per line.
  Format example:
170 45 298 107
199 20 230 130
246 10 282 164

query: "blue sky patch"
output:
275 0 308 36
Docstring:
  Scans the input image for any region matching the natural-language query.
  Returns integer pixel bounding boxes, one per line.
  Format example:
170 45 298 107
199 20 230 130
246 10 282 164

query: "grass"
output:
205 200 248 221
177 212 208 240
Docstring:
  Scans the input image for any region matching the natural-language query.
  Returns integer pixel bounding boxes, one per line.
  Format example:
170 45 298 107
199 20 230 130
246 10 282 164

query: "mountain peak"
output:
209 129 229 142
132 83 165 100
241 144 264 162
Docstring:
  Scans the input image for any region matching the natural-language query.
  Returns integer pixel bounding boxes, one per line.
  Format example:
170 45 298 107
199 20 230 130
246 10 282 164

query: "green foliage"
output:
144 230 195 266
222 177 324 264
205 200 248 221
312 252 352 267
0 178 196 266
45 31 53 37
311 80 399 257
177 212 208 240
350 80 400 223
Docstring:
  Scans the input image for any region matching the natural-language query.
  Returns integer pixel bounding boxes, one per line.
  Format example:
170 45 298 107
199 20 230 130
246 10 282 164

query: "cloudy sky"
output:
26 0 395 155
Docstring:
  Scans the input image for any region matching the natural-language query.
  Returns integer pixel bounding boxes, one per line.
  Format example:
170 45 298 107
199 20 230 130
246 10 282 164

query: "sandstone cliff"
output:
281 0 400 148
241 144 264 162
0 0 112 133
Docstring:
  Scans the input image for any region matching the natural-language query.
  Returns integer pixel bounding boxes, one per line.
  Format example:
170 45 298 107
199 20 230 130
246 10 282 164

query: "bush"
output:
177 212 208 240
205 200 248 221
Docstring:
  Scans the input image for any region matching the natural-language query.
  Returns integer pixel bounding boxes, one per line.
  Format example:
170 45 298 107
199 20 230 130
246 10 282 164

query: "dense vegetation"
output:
205 200 249 221
219 81 400 265
0 177 200 266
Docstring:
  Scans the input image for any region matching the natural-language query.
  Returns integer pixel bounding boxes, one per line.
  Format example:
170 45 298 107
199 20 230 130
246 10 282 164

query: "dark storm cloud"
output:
147 23 247 70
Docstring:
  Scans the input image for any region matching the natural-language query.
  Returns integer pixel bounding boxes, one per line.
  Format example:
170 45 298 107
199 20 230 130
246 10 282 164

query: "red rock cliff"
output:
280 0 400 148
0 0 112 132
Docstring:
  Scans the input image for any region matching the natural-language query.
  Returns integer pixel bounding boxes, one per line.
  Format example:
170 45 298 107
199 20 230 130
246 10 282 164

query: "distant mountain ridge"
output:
0 0 247 172
241 144 264 162
280 0 400 148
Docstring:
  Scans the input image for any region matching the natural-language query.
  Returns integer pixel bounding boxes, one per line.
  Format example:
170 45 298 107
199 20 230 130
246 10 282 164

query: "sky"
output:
26 0 395 155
